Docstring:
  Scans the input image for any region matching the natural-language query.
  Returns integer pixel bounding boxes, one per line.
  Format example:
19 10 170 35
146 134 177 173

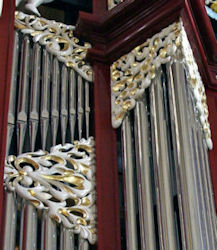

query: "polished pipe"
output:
149 69 177 250
78 237 89 250
69 69 76 142
134 100 156 250
51 58 60 146
17 35 30 154
60 226 74 250
122 116 138 250
40 49 50 150
166 62 204 249
61 65 68 145
29 43 41 151
7 31 19 155
85 81 90 138
2 191 17 250
77 75 84 140
41 212 57 250
187 87 214 249
19 202 38 250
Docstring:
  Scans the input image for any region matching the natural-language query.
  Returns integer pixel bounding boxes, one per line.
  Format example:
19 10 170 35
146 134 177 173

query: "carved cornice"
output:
15 11 93 82
111 21 212 149
4 137 96 244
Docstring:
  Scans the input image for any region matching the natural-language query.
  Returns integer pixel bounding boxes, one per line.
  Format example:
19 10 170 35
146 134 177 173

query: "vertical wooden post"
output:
93 62 121 250
0 0 15 233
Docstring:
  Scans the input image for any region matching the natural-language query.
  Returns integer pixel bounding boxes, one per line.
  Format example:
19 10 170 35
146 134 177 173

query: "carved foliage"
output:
111 21 212 149
15 11 93 82
4 137 96 244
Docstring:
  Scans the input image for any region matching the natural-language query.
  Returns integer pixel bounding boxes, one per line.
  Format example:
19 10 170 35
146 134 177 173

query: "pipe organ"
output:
111 21 217 249
2 11 95 250
1 1 217 250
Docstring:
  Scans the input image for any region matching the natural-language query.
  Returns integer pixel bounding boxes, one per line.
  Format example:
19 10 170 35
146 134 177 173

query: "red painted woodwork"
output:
0 0 15 234
93 62 121 250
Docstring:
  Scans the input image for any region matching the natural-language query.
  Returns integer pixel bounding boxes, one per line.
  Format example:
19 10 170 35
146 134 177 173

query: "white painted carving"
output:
108 0 125 10
15 11 93 82
4 137 96 244
111 21 213 149
0 0 3 17
16 0 54 16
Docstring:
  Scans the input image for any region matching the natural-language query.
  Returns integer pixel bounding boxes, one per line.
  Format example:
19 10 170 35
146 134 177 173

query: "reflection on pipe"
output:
41 212 57 250
167 62 203 249
19 202 37 250
2 192 17 250
60 226 74 250
122 116 138 250
134 100 156 250
150 69 177 250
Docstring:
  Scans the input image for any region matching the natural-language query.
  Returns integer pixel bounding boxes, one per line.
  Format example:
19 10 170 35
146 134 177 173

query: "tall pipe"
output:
134 100 156 250
121 115 138 250
149 68 177 250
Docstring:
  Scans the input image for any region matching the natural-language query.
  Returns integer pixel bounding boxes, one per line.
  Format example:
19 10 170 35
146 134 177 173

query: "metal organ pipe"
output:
134 100 156 250
121 115 138 250
149 69 177 250
3 27 94 249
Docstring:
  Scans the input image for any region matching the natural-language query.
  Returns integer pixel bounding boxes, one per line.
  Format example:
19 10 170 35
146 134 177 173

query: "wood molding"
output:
0 0 15 242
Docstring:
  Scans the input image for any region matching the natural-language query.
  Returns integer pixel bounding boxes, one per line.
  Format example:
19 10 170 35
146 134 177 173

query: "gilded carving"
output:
4 137 96 244
15 11 93 82
111 21 212 149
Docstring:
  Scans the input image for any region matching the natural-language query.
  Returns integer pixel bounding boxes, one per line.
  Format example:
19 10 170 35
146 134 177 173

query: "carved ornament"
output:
15 11 93 82
4 137 96 244
111 21 212 149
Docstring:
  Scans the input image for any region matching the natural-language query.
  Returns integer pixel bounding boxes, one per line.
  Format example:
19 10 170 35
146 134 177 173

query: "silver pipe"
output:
61 65 68 145
187 87 213 249
40 49 50 150
78 237 89 250
51 58 60 146
17 35 30 154
77 75 84 140
122 116 138 250
2 191 17 250
203 139 217 242
134 100 156 250
166 62 204 249
196 123 215 249
149 69 177 250
69 69 76 142
19 201 37 250
60 226 74 250
41 212 57 250
29 43 41 151
85 81 90 138
7 31 19 155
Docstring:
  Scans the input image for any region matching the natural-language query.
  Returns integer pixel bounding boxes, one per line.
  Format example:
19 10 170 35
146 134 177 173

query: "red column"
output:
0 0 15 230
93 62 121 250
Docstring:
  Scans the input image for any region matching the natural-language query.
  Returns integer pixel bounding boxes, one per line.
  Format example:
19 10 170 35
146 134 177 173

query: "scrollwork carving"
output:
15 11 93 82
111 21 212 149
108 0 125 10
4 137 96 244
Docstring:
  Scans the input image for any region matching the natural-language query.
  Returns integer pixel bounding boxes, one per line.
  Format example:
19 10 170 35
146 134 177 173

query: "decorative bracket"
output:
15 11 93 82
4 137 96 244
111 20 212 149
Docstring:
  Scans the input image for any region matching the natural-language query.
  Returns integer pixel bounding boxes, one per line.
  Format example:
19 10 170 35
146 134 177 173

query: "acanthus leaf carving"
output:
4 137 96 244
111 21 212 149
